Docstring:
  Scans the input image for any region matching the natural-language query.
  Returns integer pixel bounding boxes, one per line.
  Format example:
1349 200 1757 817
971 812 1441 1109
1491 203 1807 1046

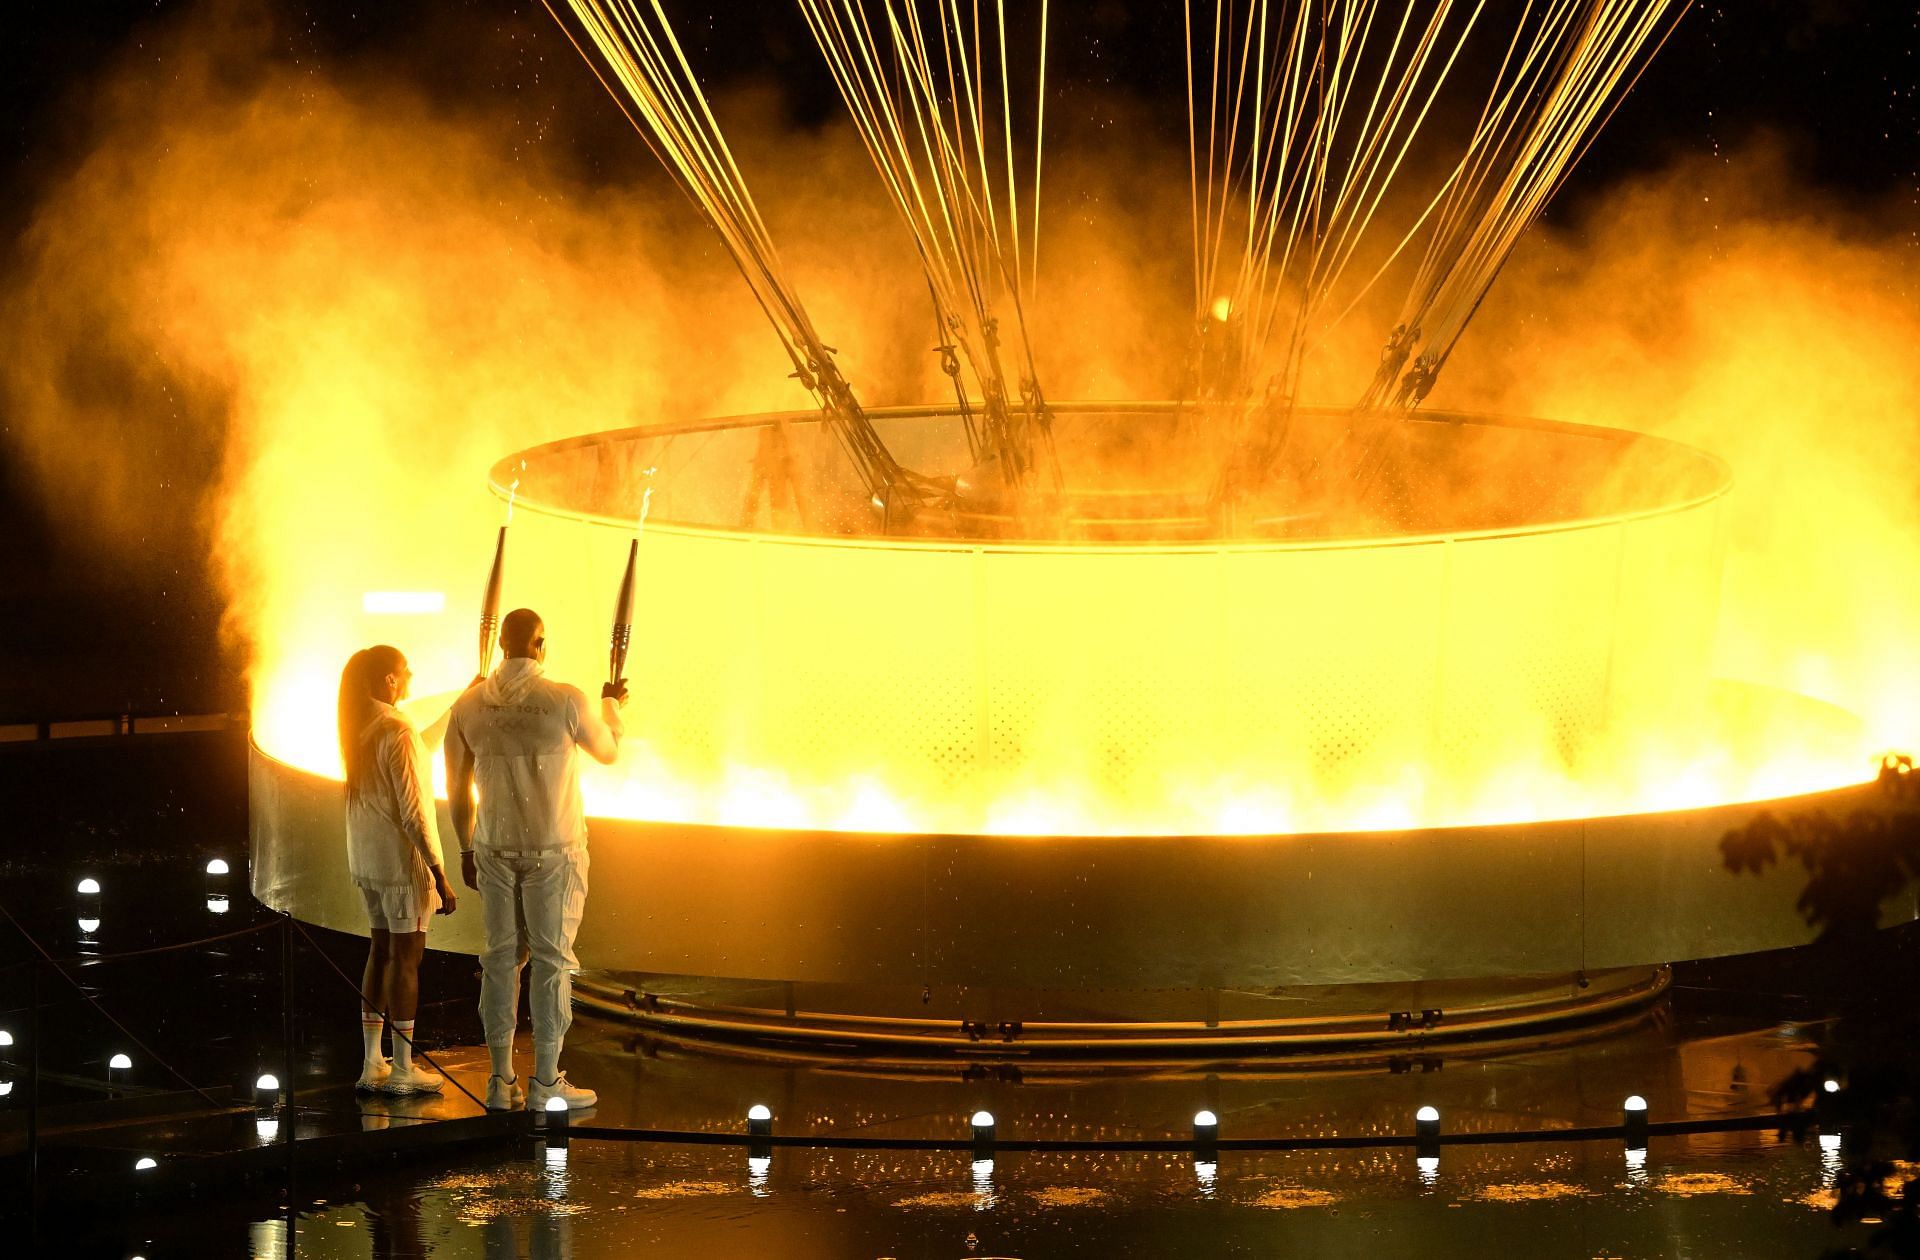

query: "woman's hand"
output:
432 864 458 914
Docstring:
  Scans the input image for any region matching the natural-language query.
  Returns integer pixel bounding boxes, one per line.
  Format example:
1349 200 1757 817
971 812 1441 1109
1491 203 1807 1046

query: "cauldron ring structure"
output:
483 402 1731 838
249 403 1907 1052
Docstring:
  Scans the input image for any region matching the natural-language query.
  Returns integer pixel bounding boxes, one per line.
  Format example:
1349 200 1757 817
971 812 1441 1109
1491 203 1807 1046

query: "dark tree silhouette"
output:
1723 755 1920 1259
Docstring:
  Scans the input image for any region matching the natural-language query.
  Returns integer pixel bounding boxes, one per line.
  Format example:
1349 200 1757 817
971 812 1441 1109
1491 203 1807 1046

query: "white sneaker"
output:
527 1072 597 1111
379 1064 447 1095
354 1059 391 1092
486 1075 525 1111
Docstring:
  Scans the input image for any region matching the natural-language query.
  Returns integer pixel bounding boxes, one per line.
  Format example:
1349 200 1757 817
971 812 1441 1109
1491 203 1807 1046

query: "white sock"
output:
360 1013 385 1067
392 1020 416 1073
533 1045 560 1085
488 1042 515 1082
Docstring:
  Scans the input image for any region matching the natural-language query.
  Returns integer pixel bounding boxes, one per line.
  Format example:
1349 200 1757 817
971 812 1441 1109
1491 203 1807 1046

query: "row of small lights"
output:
52 871 1856 1178
70 1065 1860 1178
513 1093 1855 1203
106 1083 1857 1180
74 863 236 936
13 866 261 1173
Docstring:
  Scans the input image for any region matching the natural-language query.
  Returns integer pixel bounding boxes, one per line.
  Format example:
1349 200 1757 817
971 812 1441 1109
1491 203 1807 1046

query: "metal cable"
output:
0 900 230 1111
0 916 282 974
286 916 491 1114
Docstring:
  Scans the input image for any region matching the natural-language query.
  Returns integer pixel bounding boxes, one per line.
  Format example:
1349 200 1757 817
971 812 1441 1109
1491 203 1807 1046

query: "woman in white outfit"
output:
339 645 458 1094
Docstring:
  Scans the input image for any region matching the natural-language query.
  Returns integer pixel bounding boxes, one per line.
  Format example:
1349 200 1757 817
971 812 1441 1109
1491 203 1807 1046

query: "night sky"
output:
0 1 1912 719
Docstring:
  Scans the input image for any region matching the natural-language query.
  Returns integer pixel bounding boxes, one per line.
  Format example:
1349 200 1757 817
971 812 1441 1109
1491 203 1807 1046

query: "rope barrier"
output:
560 1109 1788 1154
0 916 282 974
286 916 491 1115
0 901 230 1111
0 899 1811 1164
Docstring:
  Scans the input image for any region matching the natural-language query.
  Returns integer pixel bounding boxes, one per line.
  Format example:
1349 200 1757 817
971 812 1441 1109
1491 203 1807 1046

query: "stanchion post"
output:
27 955 40 1239
281 912 295 1206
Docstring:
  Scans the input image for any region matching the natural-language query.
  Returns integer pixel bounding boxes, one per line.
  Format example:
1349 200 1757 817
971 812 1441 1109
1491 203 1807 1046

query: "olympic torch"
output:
477 525 507 678
478 471 521 679
609 468 657 686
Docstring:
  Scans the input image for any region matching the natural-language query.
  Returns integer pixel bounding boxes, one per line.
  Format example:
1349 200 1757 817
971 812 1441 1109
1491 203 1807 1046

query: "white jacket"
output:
448 658 607 853
345 703 444 889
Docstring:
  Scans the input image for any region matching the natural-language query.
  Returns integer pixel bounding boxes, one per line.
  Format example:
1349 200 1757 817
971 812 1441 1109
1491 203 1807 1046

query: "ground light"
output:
1414 1105 1441 1157
970 1110 995 1156
108 1052 132 1088
1192 1109 1220 1152
745 1103 773 1161
77 876 101 935
133 1157 157 1171
1623 1094 1650 1148
206 858 232 911
254 1073 280 1115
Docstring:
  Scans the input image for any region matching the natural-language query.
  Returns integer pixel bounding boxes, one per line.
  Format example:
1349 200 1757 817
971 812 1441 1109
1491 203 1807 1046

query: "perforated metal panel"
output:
501 456 1727 834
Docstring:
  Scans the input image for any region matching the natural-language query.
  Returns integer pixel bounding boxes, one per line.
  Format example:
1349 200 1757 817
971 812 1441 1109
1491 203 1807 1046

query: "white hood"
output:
482 657 544 705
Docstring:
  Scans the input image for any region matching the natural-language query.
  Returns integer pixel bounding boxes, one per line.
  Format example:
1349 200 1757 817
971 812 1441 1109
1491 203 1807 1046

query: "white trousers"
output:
474 847 590 1057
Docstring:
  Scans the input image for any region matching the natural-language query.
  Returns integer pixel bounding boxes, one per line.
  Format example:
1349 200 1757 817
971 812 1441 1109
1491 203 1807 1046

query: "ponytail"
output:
337 645 404 797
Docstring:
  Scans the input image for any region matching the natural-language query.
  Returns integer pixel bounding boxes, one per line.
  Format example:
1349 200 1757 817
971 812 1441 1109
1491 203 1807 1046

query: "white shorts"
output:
358 882 439 936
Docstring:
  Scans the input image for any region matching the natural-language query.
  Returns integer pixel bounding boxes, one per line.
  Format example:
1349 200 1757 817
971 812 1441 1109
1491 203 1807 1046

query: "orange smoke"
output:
0 8 1912 834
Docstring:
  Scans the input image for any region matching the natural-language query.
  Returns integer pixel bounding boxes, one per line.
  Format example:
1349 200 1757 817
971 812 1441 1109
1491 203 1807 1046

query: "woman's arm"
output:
387 722 456 912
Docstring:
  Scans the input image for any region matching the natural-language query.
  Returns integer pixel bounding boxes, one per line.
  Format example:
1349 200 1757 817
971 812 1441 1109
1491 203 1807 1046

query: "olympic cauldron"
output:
252 403 1906 1057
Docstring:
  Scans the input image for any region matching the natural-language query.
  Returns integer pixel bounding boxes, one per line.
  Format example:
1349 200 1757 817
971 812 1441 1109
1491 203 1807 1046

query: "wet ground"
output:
0 730 1908 1258
101 1131 1879 1259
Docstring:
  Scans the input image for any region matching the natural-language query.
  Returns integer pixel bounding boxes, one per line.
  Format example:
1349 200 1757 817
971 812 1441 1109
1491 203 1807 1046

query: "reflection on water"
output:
1654 1170 1754 1197
222 1134 1874 1259
248 1218 287 1259
1820 1132 1843 1186
1472 1180 1586 1202
1251 1184 1341 1209
485 1215 574 1260
972 1157 997 1211
543 1142 570 1202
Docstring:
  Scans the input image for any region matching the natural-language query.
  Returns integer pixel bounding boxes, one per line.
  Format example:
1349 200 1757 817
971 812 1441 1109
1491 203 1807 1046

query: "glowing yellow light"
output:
247 418 1895 838
362 591 446 615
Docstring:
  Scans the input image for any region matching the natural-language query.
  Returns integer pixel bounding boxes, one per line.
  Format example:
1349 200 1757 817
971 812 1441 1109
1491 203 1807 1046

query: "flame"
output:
0 13 1912 838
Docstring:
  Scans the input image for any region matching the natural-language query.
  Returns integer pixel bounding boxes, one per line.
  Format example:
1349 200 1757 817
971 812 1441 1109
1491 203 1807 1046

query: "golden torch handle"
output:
609 538 638 684
478 525 507 677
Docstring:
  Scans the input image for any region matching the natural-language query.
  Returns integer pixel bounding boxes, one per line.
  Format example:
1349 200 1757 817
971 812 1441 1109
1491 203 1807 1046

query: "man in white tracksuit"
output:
447 607 626 1112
